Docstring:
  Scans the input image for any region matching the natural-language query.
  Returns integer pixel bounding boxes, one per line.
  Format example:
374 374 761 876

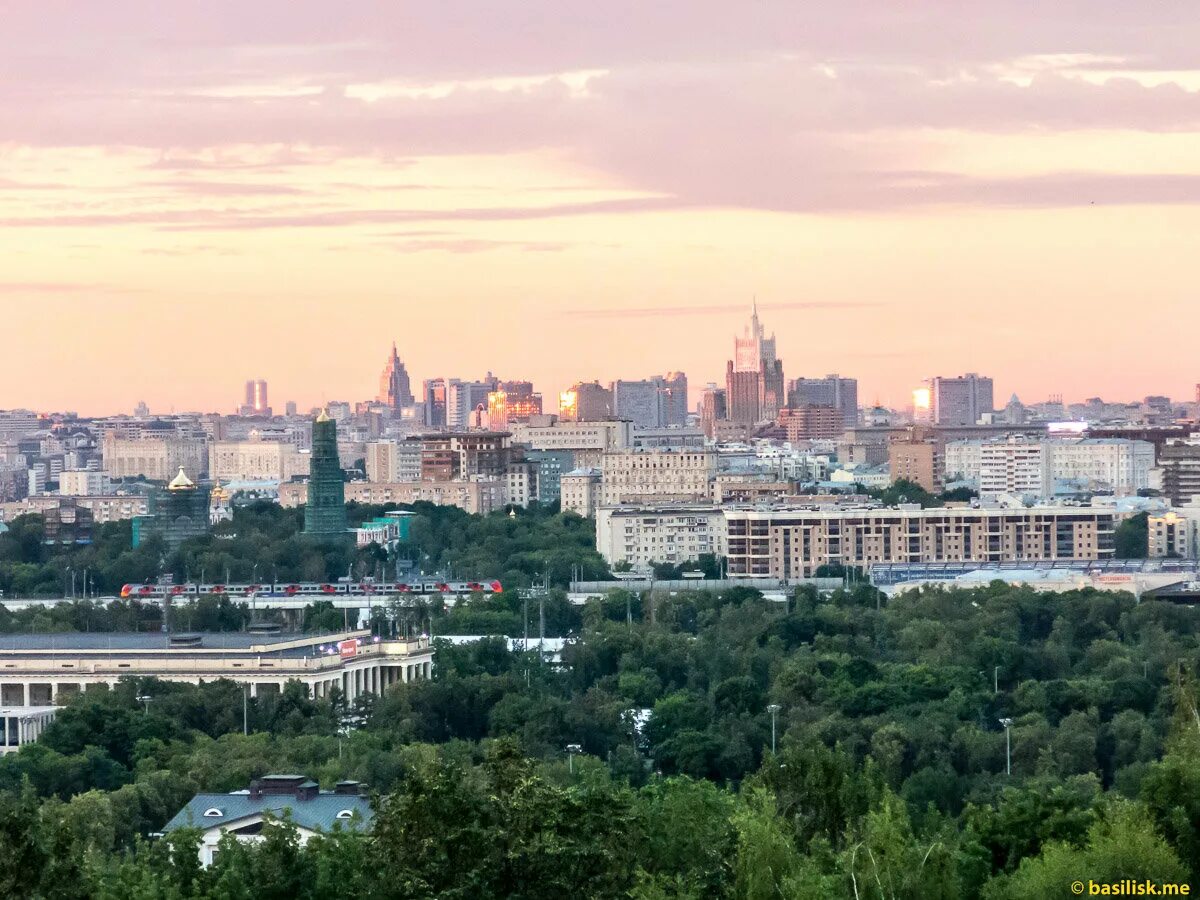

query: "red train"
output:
119 580 502 600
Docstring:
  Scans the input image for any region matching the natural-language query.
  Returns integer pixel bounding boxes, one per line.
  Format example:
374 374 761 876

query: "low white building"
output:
0 705 56 754
596 505 727 569
163 775 372 866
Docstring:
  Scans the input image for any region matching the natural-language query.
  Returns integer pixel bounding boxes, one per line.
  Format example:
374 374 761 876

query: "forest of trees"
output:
0 580 1198 896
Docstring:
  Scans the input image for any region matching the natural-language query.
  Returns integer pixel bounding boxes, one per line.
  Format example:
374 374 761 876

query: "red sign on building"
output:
338 639 358 659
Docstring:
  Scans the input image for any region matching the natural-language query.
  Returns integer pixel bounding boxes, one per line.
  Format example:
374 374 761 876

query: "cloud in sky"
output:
2 2 1200 412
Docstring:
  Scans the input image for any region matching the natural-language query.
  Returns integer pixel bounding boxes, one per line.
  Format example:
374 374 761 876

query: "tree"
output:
1114 512 1149 559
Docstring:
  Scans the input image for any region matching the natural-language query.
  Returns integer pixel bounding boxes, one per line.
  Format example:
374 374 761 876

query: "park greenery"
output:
0 579 1197 896
0 500 610 601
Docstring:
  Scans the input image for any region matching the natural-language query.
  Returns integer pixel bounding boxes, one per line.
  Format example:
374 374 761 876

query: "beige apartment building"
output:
102 433 208 482
724 505 1115 579
600 449 717 505
560 468 602 517
365 440 422 483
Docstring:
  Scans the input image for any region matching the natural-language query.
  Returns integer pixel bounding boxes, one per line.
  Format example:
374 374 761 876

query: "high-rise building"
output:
487 381 542 429
1160 440 1200 506
559 381 613 422
612 379 666 428
788 375 858 427
698 384 727 438
888 427 943 492
726 303 784 423
447 376 498 428
240 380 270 416
929 374 994 426
611 374 688 428
378 343 414 410
303 410 348 539
423 379 448 428
662 372 688 426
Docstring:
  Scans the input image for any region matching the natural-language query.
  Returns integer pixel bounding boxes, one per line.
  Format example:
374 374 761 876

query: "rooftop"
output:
164 775 372 835
0 629 367 655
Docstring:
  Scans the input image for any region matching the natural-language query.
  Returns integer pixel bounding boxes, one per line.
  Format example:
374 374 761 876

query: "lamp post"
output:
767 703 782 755
566 743 582 775
136 694 152 715
999 717 1013 776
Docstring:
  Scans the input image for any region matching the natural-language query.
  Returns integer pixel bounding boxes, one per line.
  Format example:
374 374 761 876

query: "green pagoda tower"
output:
304 408 348 539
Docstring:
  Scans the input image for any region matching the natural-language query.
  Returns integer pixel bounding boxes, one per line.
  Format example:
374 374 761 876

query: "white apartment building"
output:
600 449 717 505
59 470 111 496
596 505 727 569
560 468 602 518
978 437 1053 500
1053 439 1155 494
209 440 309 483
945 437 1154 498
365 440 422 483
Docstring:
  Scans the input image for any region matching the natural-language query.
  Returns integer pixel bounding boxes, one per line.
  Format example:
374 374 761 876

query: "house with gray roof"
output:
163 774 373 865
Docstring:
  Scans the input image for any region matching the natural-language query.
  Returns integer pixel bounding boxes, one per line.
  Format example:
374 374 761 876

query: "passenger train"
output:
119 580 503 600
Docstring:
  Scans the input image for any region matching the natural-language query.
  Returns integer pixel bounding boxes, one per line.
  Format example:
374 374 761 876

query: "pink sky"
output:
2 2 1199 414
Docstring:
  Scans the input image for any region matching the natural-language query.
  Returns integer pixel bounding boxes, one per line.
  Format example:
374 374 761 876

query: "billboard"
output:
338 639 358 659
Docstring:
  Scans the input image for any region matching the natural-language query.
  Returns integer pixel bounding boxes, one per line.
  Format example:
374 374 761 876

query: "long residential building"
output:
724 505 1115 579
280 478 507 515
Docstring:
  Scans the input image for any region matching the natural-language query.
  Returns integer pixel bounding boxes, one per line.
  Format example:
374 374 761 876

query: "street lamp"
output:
999 717 1014 776
136 694 153 715
767 703 782 755
566 743 582 775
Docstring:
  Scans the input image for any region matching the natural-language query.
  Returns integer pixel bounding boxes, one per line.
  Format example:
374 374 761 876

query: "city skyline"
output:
4 4 1200 411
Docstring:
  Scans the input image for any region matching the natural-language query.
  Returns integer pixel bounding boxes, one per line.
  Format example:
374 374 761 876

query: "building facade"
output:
724 505 1115 579
560 468 602 517
378 342 414 410
600 449 717 505
929 374 994 426
101 433 207 482
596 505 727 568
788 375 858 427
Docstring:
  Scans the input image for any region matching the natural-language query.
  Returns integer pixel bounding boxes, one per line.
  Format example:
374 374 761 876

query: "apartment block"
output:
596 505 726 568
724 505 1115 579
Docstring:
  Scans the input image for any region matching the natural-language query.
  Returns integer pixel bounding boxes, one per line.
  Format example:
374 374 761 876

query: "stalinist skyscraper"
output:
378 342 414 410
726 301 785 423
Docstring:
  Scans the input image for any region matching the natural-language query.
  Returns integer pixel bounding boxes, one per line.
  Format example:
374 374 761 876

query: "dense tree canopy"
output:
0 579 1197 895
